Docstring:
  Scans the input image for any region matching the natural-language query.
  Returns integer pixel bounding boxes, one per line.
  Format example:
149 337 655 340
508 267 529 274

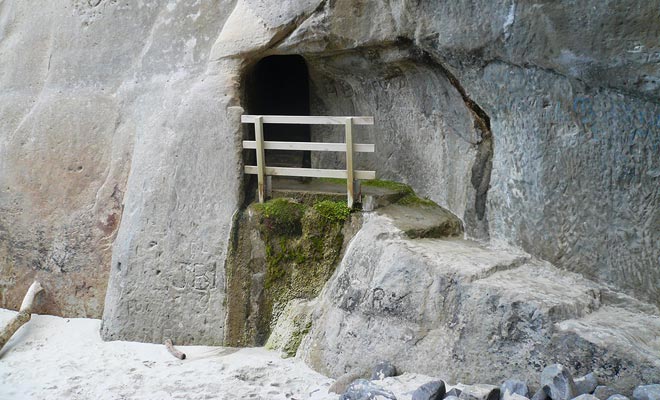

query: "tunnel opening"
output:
244 54 311 169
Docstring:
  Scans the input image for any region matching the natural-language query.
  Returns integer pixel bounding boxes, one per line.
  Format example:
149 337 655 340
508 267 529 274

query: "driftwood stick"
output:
0 281 44 352
164 338 186 360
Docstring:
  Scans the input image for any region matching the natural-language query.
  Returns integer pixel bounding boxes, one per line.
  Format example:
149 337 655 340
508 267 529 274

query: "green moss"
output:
313 200 350 224
258 201 349 338
283 320 312 358
317 177 347 186
255 198 306 235
362 179 414 195
397 193 439 207
318 178 413 196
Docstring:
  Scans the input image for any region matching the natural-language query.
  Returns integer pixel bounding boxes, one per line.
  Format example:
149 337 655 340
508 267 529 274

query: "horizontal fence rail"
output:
241 115 376 207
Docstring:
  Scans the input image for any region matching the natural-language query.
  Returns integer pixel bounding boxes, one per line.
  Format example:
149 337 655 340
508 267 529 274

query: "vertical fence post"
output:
255 116 266 203
345 117 354 208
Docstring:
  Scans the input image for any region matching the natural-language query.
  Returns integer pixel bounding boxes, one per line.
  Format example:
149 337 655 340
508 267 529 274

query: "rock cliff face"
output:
297 212 660 392
0 0 658 362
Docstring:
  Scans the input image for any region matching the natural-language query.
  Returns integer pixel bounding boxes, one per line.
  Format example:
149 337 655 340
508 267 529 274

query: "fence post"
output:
255 116 266 203
345 117 354 208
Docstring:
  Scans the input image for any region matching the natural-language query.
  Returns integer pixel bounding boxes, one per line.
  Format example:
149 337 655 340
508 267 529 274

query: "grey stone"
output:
446 397 461 400
459 385 500 400
607 396 630 400
572 395 599 400
446 389 464 398
330 372 369 395
340 379 397 400
412 381 445 400
541 364 577 400
594 387 618 400
633 385 660 400
371 361 398 381
532 388 549 400
504 394 530 400
574 374 598 396
501 379 530 399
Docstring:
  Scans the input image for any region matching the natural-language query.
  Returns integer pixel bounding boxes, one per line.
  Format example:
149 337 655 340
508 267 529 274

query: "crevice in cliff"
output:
413 47 493 239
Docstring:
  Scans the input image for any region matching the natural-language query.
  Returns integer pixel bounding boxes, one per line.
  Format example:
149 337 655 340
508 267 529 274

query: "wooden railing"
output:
241 115 376 208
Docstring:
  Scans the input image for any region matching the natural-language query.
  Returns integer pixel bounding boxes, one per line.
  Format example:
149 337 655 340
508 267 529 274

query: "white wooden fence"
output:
241 115 376 208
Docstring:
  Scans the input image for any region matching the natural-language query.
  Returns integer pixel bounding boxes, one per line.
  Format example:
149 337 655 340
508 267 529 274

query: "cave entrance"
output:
245 54 311 168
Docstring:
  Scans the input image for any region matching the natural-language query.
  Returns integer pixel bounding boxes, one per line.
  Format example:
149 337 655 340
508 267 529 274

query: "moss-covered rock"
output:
225 198 354 351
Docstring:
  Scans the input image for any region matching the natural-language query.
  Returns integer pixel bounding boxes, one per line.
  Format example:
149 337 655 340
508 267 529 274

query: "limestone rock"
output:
541 364 577 400
412 381 446 400
607 396 630 400
298 214 660 393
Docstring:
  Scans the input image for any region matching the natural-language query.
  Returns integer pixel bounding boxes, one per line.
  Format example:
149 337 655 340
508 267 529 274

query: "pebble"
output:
459 384 500 400
541 364 577 400
371 361 398 381
607 395 629 400
574 374 598 396
412 381 446 400
594 386 618 400
501 379 530 398
341 379 397 400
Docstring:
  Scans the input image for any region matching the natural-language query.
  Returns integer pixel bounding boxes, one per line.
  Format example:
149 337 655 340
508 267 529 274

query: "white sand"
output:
0 309 437 399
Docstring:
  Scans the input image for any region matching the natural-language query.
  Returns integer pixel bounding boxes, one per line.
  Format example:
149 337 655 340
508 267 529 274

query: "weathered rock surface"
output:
298 214 660 393
0 0 658 368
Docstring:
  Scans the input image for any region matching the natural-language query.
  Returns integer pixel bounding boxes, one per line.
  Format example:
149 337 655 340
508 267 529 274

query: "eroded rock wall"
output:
1 0 658 345
0 0 241 333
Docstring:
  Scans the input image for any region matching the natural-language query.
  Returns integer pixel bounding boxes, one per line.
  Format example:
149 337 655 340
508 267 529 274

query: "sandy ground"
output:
0 309 436 399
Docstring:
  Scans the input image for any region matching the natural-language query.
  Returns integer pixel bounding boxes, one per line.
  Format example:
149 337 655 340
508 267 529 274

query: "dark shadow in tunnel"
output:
245 55 311 168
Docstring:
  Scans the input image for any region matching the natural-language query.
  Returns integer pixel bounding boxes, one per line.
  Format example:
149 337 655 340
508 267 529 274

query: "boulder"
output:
447 389 464 398
541 364 577 400
412 381 446 400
